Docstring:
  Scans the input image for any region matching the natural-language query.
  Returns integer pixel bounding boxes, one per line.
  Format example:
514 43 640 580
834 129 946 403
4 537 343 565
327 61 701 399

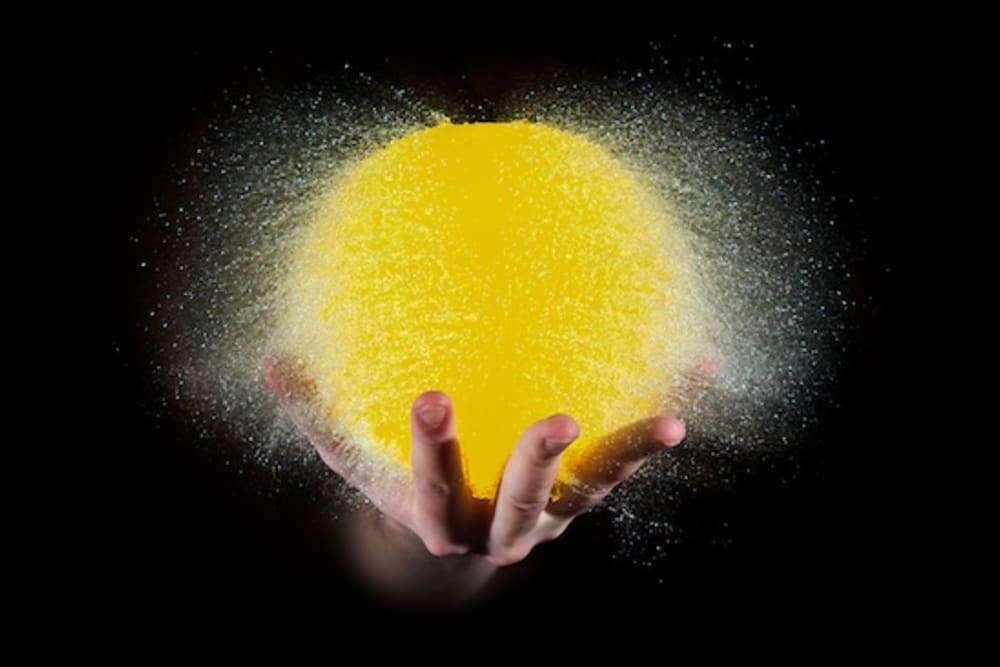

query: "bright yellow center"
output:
280 121 697 497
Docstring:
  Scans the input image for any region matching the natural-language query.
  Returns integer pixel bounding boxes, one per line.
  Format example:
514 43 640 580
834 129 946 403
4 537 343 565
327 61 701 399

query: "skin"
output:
263 356 713 601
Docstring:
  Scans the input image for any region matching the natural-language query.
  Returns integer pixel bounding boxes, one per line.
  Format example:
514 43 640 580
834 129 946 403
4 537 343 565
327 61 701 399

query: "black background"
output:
102 30 907 628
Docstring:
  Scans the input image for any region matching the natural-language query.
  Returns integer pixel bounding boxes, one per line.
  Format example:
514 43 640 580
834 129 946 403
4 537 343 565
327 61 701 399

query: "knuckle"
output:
578 484 614 503
505 492 548 516
421 536 463 557
531 441 557 464
425 542 453 557
538 519 571 542
488 545 531 567
416 478 452 499
599 461 633 484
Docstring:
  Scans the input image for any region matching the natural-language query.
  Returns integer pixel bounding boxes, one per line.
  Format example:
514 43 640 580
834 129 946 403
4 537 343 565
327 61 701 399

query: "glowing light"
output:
277 121 706 497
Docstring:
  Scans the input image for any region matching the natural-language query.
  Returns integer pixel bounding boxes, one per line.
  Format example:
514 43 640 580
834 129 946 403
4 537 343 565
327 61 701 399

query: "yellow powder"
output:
279 121 698 498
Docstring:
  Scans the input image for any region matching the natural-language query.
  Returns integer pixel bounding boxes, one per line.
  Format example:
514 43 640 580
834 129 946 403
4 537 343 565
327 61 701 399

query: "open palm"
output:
264 356 711 566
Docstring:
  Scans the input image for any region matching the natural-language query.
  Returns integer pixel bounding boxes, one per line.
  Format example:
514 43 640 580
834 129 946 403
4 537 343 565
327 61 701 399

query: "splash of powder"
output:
274 120 710 497
135 57 850 563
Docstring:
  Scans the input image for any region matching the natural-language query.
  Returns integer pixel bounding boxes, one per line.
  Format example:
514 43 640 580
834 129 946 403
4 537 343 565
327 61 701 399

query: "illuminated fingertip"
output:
412 391 452 431
261 355 287 389
261 355 307 400
700 358 721 377
546 414 580 445
654 417 686 448
260 354 279 377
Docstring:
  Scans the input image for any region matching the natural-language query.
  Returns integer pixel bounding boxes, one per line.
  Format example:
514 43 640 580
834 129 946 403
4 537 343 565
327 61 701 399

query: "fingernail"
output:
418 405 447 430
543 436 575 456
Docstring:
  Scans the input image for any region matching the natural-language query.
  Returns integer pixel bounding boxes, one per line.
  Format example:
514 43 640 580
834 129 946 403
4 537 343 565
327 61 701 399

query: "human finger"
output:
489 414 579 557
263 355 410 519
410 391 468 556
547 415 684 519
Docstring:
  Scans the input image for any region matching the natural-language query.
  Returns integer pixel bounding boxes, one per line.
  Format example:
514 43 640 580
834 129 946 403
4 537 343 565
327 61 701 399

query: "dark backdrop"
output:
102 30 906 627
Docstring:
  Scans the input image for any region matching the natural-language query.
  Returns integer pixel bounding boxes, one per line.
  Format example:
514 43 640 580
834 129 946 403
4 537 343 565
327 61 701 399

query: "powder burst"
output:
134 50 851 561
273 120 711 498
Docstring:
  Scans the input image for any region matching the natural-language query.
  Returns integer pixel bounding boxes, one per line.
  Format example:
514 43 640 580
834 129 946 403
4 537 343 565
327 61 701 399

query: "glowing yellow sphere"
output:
280 121 697 497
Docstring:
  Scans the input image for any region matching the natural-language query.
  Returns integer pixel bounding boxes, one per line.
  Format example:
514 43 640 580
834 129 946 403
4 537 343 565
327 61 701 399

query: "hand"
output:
263 356 712 568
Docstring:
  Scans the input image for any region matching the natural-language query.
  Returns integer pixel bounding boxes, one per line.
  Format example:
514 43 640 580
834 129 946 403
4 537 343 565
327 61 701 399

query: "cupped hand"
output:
263 357 711 566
